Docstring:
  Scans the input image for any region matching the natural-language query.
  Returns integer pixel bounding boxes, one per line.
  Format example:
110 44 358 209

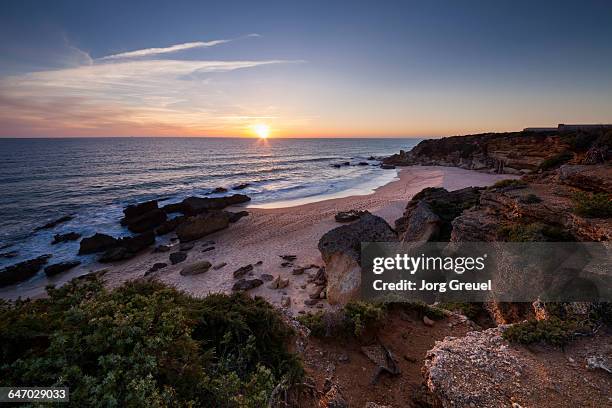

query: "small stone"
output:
423 316 435 327
292 267 306 275
232 278 263 291
268 276 289 289
201 246 215 252
255 260 263 265
260 274 274 281
280 262 293 267
281 296 291 308
180 261 212 276
307 283 324 299
146 262 168 275
154 244 172 253
212 262 227 270
233 264 254 278
169 251 187 265
338 353 349 363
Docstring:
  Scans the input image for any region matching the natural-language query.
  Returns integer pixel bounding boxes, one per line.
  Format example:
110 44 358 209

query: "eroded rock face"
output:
383 131 573 173
395 187 482 242
451 177 612 242
558 164 612 193
318 214 396 304
176 211 230 242
0 255 51 287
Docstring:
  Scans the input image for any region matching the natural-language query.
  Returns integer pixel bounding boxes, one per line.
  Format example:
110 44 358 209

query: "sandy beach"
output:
1 166 514 308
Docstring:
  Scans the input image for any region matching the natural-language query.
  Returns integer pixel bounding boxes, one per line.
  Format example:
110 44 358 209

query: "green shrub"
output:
401 301 446 320
539 151 573 170
503 317 577 347
572 192 612 218
492 179 527 189
0 276 302 407
298 301 386 338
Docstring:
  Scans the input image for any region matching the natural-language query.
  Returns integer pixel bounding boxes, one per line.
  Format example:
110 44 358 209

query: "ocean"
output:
0 137 420 270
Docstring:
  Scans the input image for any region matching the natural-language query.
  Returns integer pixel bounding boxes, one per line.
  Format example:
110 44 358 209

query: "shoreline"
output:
0 166 515 306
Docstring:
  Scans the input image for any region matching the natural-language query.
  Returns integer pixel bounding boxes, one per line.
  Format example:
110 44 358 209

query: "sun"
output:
253 123 270 139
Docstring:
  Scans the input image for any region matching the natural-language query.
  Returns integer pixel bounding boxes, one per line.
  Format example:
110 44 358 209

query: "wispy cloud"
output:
99 40 230 60
98 34 262 60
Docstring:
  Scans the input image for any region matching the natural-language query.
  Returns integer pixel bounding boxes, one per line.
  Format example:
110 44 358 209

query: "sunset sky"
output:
1 0 611 138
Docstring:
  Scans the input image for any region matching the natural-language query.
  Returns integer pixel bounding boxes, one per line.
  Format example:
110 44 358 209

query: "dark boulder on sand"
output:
98 231 155 263
0 255 51 287
318 214 396 304
169 251 188 265
121 200 167 233
176 211 230 242
79 233 118 254
51 232 81 245
44 260 81 277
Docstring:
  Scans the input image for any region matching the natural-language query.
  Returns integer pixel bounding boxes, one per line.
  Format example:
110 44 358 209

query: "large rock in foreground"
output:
176 211 230 242
0 255 51 287
424 326 612 407
318 214 396 304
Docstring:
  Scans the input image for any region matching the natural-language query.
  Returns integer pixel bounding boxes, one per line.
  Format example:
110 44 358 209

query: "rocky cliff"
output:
384 129 611 174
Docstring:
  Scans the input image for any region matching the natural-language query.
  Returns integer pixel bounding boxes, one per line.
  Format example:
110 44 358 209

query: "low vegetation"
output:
572 191 612 218
0 276 302 408
539 151 573 170
503 317 577 347
491 179 527 189
298 301 445 338
298 301 386 337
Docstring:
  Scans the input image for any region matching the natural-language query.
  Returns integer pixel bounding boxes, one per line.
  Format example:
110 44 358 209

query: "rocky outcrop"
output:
44 260 81 277
0 255 51 287
384 131 573 173
79 233 118 254
318 214 396 304
451 173 612 242
163 194 251 215
51 232 81 244
176 211 230 242
98 231 155 262
121 200 167 233
395 187 482 241
155 216 186 236
558 164 612 193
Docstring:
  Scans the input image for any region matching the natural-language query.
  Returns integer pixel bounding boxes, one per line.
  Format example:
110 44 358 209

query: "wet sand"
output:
1 166 515 310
